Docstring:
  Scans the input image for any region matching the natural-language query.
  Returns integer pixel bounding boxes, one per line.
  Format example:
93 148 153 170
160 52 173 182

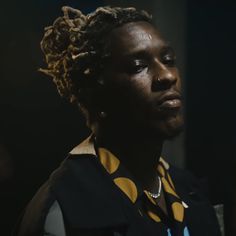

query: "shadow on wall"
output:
0 144 14 183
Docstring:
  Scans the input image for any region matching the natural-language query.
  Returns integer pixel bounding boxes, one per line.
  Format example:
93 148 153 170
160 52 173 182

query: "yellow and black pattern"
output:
97 147 189 235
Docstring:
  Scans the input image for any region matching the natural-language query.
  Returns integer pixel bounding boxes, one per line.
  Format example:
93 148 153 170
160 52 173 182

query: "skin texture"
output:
90 21 183 212
95 21 183 137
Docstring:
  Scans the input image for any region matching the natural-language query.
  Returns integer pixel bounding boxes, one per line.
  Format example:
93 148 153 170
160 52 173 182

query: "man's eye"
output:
129 60 147 73
162 54 176 67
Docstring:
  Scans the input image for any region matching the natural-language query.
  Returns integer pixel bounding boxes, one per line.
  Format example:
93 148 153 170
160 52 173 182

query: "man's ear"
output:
77 85 107 129
78 84 106 112
77 87 96 112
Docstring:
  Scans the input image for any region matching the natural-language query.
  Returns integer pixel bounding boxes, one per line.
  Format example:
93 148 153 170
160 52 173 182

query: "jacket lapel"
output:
49 136 129 230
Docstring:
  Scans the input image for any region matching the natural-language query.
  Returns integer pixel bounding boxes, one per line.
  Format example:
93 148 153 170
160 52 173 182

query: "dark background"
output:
0 0 235 235
186 1 236 235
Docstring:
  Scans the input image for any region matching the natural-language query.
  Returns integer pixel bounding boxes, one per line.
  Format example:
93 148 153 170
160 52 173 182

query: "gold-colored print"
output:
171 202 184 222
157 165 165 177
147 210 161 222
114 177 138 203
144 190 157 205
161 178 179 198
167 173 175 190
98 148 120 174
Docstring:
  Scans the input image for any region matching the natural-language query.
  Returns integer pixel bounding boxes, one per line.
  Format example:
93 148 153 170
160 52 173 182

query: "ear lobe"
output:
78 86 106 113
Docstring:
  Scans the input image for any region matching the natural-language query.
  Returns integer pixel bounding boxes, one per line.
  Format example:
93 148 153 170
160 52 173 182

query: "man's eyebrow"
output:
123 50 151 59
122 44 174 59
161 45 175 54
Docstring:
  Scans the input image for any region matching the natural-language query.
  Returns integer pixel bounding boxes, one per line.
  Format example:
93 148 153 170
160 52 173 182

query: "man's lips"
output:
157 91 182 109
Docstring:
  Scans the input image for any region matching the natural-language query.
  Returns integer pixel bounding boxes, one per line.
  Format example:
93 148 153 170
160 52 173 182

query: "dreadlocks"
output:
40 6 152 104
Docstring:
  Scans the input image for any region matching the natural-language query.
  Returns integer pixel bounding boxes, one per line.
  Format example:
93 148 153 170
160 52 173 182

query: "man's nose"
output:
151 60 177 91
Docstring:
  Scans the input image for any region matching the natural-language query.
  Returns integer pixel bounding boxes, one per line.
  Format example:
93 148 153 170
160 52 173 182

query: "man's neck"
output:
95 130 163 192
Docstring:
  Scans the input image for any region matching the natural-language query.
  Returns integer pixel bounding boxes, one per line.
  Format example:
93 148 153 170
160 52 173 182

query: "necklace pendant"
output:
146 176 162 199
147 191 161 199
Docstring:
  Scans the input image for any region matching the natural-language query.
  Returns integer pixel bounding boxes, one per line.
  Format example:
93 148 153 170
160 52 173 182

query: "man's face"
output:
101 21 183 138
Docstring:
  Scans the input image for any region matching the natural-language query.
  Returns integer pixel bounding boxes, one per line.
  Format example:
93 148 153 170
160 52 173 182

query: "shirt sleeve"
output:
213 204 225 236
44 200 66 236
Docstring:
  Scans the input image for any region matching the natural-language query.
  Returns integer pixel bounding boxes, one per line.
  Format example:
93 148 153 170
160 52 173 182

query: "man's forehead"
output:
108 21 167 55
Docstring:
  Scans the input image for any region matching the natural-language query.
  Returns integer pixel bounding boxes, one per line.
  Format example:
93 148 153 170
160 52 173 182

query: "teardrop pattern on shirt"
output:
161 177 179 199
113 177 138 203
157 164 165 177
98 148 120 174
171 202 184 222
167 172 176 190
147 209 161 222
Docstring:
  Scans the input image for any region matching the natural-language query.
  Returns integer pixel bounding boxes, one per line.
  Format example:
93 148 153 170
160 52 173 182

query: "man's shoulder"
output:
169 165 222 235
14 180 56 236
169 165 209 195
13 155 84 236
169 164 211 199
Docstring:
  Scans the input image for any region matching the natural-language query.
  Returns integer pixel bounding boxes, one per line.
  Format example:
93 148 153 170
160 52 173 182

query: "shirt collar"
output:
69 134 96 156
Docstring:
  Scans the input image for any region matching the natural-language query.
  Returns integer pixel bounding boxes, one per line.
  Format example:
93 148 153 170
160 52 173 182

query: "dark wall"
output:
186 1 236 234
0 1 103 235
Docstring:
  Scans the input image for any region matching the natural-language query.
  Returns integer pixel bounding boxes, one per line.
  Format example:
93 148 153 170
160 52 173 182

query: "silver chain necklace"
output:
146 176 162 199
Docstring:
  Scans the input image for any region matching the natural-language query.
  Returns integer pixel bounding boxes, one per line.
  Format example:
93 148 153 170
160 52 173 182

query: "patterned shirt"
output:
97 147 190 236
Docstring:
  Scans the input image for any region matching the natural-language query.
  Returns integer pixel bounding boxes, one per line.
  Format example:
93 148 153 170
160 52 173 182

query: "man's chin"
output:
162 124 184 140
161 116 184 139
149 115 184 140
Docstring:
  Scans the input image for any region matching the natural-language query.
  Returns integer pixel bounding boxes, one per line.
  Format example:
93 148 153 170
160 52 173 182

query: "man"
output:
14 6 221 236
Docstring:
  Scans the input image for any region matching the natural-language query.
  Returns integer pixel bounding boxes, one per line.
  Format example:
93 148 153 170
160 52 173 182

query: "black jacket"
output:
14 139 221 236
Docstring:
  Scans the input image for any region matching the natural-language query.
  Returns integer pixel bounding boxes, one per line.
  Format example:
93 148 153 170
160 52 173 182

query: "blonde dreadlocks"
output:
40 6 152 106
